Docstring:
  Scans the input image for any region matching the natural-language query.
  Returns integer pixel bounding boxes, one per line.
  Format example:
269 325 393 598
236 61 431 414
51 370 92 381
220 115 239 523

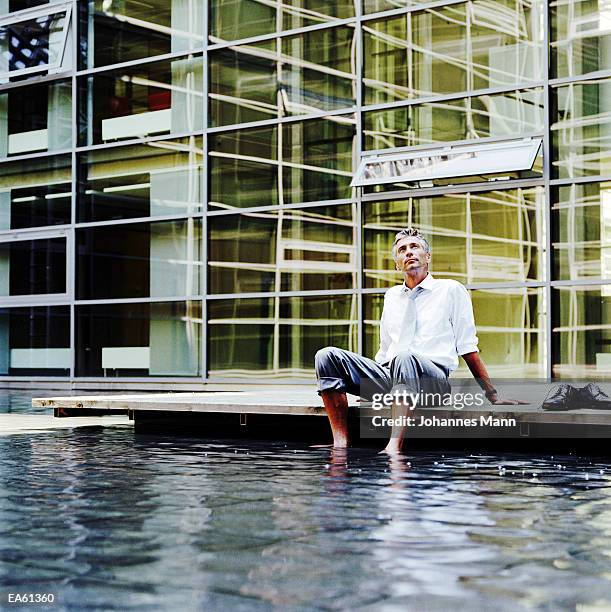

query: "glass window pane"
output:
209 27 356 127
553 181 611 281
83 0 204 69
0 237 66 295
0 80 71 158
363 1 544 105
364 288 545 378
0 7 69 79
79 54 204 146
0 154 71 229
209 115 356 210
208 295 357 378
363 187 544 288
0 305 70 376
77 220 201 300
363 89 544 151
552 79 611 179
209 204 357 293
553 285 611 378
78 138 204 222
551 0 611 78
209 0 356 42
76 301 201 377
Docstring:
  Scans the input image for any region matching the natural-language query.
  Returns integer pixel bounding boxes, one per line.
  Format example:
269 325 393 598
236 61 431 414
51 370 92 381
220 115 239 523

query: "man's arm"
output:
462 351 528 405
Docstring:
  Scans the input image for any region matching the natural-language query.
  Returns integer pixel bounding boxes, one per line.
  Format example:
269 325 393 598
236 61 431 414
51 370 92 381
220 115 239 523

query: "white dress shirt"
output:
375 274 479 372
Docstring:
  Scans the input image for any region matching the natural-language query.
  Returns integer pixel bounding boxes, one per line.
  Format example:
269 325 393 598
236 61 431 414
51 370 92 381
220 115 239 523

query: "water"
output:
2 394 611 610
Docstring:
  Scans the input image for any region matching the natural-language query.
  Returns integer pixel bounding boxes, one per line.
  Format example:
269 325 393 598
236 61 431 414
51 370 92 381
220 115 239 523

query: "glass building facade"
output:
0 0 609 385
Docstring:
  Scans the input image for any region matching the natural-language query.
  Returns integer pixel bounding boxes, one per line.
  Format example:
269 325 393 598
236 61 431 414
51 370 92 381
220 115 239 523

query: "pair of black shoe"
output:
542 383 611 411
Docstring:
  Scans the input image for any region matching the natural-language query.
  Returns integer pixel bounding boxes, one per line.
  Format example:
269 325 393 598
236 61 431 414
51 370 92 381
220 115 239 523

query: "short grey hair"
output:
392 228 431 261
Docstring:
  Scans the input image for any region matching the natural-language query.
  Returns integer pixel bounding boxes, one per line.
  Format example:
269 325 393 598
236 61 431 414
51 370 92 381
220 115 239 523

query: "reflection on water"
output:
2 422 611 610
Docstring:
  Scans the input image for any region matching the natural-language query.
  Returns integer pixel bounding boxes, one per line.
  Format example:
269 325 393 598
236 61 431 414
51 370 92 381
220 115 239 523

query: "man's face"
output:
394 236 430 274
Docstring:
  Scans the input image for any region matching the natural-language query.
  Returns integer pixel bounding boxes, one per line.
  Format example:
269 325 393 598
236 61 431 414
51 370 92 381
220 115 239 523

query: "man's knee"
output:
391 349 417 367
315 346 342 372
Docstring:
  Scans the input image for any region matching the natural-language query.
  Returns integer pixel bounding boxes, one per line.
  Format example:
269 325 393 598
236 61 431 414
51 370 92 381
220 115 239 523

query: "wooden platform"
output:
31 389 611 442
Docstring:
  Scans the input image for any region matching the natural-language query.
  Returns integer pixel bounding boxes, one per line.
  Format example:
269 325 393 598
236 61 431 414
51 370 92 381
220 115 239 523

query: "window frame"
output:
351 138 543 187
0 1 72 81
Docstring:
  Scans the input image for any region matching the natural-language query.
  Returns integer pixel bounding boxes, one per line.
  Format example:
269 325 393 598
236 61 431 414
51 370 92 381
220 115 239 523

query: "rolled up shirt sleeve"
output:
451 283 479 355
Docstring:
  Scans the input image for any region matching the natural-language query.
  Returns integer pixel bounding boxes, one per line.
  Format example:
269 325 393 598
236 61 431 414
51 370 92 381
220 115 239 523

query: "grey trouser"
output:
314 347 450 401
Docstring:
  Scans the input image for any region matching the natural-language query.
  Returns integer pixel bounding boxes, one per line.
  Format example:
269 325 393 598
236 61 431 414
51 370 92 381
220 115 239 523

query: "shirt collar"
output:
402 273 435 293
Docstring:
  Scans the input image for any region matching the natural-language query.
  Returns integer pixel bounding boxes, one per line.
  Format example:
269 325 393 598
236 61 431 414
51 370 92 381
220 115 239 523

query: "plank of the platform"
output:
32 391 342 415
31 392 611 425
0 414 131 435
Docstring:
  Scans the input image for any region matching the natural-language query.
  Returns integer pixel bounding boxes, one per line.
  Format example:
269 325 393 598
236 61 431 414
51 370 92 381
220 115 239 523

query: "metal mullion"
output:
75 213 205 230
75 48 206 77
550 278 611 287
74 295 203 306
207 198 354 217
207 16 358 52
206 107 357 134
0 147 73 166
550 174 611 187
355 0 363 357
0 295 71 307
361 81 547 115
70 2 78 380
0 228 69 242
207 289 358 301
550 69 611 87
202 0 209 383
0 71 71 95
0 224 72 239
543 0 553 380
360 177 545 202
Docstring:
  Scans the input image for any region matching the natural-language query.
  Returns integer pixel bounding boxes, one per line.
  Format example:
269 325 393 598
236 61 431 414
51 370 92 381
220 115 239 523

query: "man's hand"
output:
489 396 529 406
462 352 530 406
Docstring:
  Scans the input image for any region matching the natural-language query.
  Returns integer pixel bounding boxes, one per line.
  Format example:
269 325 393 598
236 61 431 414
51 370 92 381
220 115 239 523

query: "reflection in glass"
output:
363 1 544 104
0 306 70 376
209 0 355 42
363 89 544 150
363 187 544 288
553 285 611 378
551 0 611 78
209 204 357 293
364 287 545 377
77 220 201 299
208 295 357 378
0 237 66 295
209 26 356 126
0 155 71 229
76 301 201 377
209 115 356 210
78 137 204 222
553 181 611 281
552 79 611 179
0 80 71 158
83 0 204 68
0 5 71 80
79 54 204 146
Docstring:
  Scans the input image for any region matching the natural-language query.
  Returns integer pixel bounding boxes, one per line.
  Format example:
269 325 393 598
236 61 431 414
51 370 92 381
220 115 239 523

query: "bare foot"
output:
310 442 349 449
378 443 404 456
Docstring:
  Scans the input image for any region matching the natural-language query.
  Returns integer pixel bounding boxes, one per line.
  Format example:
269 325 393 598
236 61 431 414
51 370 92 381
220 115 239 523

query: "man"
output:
315 227 525 454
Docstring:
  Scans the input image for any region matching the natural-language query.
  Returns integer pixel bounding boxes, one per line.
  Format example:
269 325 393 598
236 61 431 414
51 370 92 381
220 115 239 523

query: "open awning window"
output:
0 2 72 81
351 138 543 188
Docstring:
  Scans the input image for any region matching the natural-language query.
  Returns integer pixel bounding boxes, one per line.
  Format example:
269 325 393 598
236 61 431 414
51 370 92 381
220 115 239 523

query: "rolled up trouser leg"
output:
314 346 391 399
389 349 450 404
